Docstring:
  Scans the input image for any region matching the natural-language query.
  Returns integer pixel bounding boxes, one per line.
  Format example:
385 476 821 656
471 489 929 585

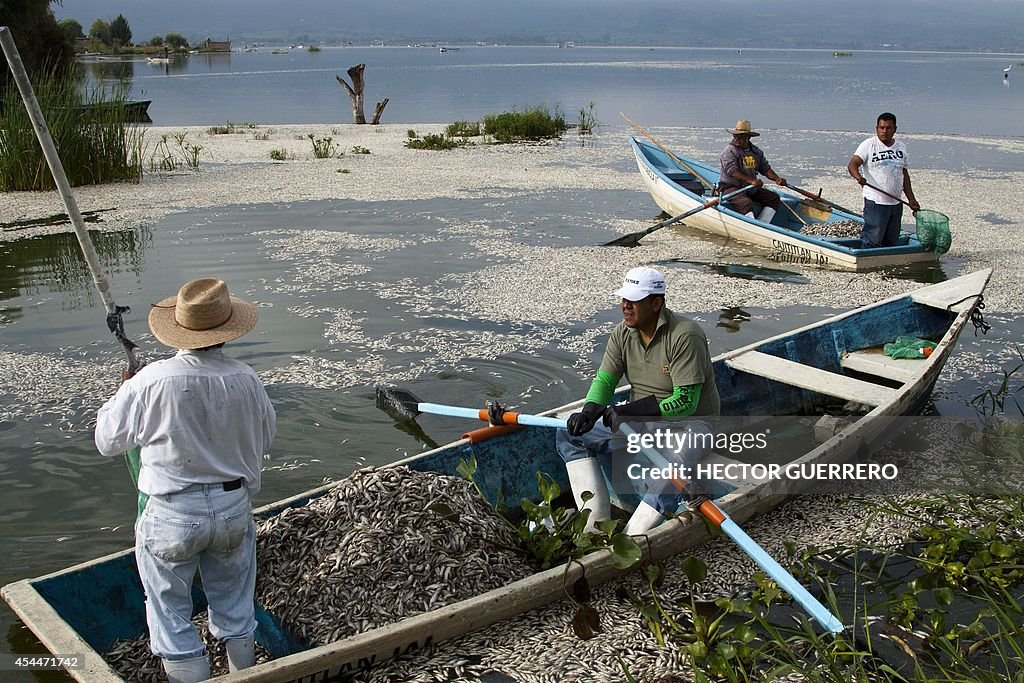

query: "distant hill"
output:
52 0 1024 52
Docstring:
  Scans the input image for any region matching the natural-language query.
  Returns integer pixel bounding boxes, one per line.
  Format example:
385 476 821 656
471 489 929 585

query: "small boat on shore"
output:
76 99 152 123
1 270 990 681
630 136 940 271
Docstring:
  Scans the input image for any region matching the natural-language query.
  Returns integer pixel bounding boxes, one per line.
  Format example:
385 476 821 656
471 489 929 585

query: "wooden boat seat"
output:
841 348 925 383
726 350 896 406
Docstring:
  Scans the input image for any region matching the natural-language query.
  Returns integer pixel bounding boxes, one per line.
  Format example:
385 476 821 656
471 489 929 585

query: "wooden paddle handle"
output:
864 181 915 210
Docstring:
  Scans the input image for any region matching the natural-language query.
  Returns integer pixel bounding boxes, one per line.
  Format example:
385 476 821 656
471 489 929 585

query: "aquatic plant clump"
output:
0 69 144 191
482 104 567 143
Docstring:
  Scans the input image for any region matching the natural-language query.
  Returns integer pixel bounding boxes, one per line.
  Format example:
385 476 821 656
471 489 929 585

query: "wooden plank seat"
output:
840 348 925 383
726 350 896 406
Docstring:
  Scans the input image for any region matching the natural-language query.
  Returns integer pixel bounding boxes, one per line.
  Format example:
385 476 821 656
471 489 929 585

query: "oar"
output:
616 422 844 635
604 184 755 248
785 183 862 218
376 388 846 634
620 112 715 193
1 28 146 513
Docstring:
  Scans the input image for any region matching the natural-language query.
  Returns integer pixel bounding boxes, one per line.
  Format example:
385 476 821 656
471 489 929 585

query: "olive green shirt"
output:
598 306 720 417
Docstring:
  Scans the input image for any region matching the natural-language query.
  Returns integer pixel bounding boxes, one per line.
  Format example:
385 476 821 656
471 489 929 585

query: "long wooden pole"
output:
620 112 715 192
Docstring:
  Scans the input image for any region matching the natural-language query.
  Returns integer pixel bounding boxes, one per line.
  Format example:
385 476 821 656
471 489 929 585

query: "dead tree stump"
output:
336 64 390 124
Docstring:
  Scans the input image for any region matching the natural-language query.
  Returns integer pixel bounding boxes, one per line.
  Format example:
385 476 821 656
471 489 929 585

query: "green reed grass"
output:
482 104 567 143
1 68 144 191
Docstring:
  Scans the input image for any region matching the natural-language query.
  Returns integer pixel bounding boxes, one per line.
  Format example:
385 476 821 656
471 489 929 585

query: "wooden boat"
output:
76 99 152 123
630 136 940 271
1 270 991 682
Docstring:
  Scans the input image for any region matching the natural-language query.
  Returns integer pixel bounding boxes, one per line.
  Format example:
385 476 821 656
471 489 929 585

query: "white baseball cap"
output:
614 267 666 301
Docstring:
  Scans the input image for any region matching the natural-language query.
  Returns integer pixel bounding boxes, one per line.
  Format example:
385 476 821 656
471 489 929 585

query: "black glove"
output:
601 395 662 432
566 402 605 437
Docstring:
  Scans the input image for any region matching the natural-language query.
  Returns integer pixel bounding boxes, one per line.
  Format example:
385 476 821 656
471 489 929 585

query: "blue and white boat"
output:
1 270 990 681
630 136 940 271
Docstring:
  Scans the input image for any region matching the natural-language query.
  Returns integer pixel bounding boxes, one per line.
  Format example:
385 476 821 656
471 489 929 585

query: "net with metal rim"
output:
915 209 951 253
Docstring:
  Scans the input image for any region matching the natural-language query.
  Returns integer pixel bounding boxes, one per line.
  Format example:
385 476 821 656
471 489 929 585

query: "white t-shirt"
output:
854 136 909 205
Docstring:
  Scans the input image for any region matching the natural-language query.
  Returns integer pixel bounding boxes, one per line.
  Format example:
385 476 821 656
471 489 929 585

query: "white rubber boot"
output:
226 635 256 672
623 501 664 535
757 206 777 224
565 458 610 532
163 654 211 683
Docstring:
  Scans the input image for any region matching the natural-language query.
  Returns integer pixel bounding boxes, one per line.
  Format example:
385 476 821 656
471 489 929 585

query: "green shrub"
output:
206 121 250 135
577 101 598 135
1 69 144 191
350 145 370 155
269 148 291 161
445 120 481 137
404 134 468 151
482 104 567 143
407 129 417 138
307 134 339 159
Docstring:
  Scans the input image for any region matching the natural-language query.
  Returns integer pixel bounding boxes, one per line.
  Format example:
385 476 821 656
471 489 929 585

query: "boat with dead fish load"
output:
630 136 940 271
1 269 991 682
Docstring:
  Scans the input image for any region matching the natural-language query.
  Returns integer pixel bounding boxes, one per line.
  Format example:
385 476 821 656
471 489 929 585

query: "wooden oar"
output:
1 27 146 515
376 388 846 635
785 183 862 218
863 181 918 213
603 184 755 248
620 112 715 193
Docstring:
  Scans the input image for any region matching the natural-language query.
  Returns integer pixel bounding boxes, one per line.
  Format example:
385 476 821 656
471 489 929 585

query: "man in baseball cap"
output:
556 267 720 535
96 278 276 682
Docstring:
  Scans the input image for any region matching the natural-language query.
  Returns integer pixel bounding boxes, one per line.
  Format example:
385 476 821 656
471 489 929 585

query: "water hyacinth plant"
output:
1 68 144 191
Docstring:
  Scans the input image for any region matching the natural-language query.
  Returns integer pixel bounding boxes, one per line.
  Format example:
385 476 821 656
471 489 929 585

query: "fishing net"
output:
915 209 951 253
884 336 937 359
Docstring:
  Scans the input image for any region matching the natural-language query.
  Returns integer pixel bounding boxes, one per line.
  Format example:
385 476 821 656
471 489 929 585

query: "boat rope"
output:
946 293 991 336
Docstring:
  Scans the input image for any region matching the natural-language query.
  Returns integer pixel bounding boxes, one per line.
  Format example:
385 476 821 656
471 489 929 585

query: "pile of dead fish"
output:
106 612 272 682
255 465 533 645
799 219 863 237
104 466 531 679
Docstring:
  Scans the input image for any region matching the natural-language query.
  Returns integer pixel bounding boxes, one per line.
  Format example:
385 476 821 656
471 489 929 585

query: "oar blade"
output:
602 231 646 248
375 386 424 421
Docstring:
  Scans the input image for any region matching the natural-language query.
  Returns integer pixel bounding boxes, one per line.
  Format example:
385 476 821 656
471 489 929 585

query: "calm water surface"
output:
4 49 1024 675
81 46 1024 136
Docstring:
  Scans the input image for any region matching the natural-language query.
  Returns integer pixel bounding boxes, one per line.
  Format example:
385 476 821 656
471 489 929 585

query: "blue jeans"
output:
135 484 256 660
861 199 903 248
556 419 714 514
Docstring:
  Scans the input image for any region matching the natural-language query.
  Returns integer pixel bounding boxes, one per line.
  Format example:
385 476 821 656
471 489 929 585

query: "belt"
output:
222 478 243 491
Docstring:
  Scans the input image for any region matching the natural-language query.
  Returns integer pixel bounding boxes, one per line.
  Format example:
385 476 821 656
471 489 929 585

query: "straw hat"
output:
727 119 760 137
148 278 257 349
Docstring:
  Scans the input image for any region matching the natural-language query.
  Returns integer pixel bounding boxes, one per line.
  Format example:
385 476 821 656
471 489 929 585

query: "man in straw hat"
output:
96 278 276 683
556 267 720 536
719 119 788 225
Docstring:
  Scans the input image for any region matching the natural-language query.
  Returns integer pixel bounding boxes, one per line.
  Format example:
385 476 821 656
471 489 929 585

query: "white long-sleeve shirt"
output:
95 348 276 496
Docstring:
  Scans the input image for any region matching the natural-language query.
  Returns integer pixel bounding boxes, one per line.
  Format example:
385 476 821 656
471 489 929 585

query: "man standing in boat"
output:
848 112 920 248
719 119 788 225
557 267 720 535
95 278 276 683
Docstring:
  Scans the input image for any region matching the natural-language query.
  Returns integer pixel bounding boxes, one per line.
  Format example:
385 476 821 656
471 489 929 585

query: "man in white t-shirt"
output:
847 112 920 248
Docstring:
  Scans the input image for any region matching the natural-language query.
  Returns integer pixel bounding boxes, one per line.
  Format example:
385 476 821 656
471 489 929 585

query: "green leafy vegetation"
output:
269 148 292 161
350 145 370 155
577 101 598 134
482 104 567 143
308 134 339 158
1 69 144 190
206 121 255 135
404 133 469 151
445 120 481 137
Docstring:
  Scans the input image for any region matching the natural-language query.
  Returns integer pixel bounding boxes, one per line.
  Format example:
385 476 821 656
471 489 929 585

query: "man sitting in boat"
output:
719 119 788 225
556 267 721 535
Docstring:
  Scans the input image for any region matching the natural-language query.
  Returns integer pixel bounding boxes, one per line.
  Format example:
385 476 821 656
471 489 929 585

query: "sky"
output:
52 0 1024 52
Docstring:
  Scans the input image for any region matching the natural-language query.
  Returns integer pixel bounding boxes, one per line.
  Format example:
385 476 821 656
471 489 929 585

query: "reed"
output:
1 68 144 191
482 104 567 143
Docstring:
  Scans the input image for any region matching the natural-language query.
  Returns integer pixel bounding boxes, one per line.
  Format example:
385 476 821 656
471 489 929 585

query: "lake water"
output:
81 46 1024 136
3 46 1023 678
